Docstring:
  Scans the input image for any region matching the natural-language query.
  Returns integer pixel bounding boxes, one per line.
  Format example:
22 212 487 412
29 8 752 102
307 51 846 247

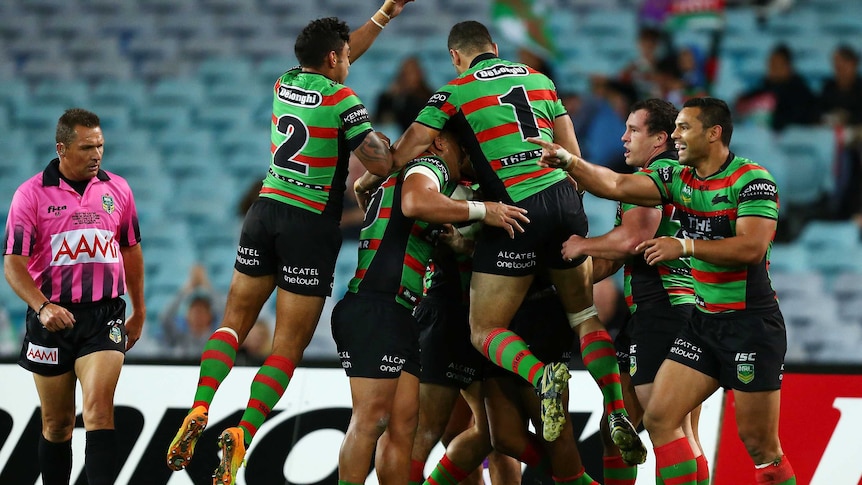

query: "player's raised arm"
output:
527 137 662 207
348 0 415 62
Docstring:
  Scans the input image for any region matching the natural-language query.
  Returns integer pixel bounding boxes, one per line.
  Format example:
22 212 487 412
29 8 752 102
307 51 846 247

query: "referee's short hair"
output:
56 108 100 146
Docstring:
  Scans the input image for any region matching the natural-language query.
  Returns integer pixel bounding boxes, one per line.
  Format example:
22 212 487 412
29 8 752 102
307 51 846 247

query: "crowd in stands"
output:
2 0 861 365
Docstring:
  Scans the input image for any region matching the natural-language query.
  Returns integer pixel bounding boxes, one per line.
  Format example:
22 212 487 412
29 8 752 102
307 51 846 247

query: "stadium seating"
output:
2 0 862 362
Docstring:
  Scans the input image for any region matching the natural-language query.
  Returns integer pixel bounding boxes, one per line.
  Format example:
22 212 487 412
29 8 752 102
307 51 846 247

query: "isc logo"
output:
734 352 757 362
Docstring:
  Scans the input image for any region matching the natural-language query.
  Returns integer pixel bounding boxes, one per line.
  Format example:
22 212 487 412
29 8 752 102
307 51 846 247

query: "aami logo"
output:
50 228 118 266
277 86 322 107
26 343 58 365
474 64 529 80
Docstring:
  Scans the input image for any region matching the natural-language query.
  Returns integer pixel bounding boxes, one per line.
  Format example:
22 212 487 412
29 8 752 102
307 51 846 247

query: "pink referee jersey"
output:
3 159 141 304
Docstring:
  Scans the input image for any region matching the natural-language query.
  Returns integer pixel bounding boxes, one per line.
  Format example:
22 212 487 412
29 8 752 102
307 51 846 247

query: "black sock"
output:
84 429 117 485
38 435 72 485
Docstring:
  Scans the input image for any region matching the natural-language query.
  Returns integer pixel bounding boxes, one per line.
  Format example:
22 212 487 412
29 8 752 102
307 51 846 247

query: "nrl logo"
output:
102 194 115 214
737 363 755 384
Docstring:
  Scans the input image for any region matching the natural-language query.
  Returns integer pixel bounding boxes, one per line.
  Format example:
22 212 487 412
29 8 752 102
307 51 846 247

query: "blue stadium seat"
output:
133 104 192 133
798 220 861 251
775 125 836 198
582 193 619 237
196 57 254 84
768 243 809 273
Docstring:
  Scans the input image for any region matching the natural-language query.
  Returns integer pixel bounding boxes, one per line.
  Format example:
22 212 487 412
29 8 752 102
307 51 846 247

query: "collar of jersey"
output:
469 52 499 68
42 158 110 187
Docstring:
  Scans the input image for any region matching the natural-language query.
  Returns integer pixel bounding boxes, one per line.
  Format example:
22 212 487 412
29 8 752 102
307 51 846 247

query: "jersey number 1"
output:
273 114 310 175
498 86 540 140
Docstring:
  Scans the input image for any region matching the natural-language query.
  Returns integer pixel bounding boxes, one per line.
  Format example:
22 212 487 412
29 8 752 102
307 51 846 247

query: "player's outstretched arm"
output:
349 0 415 63
527 137 662 207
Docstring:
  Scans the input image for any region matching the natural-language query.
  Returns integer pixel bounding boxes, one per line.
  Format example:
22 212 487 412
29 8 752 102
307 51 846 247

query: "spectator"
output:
820 45 862 224
375 56 434 133
678 44 710 94
570 80 637 173
735 43 818 131
236 317 273 366
619 26 670 100
820 44 862 126
160 264 223 359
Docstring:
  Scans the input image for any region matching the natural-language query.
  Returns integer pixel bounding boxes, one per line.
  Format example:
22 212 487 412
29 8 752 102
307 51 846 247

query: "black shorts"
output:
614 316 632 371
472 180 589 276
18 298 127 376
236 197 341 296
485 288 575 382
415 296 485 389
666 308 787 392
628 303 693 386
331 292 421 379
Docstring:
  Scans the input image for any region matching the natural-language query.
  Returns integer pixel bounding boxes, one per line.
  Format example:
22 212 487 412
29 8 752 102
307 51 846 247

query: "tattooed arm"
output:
353 131 394 177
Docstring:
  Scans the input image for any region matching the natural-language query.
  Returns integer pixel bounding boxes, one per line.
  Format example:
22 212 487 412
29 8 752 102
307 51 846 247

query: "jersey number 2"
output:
273 114 310 175
498 86 540 140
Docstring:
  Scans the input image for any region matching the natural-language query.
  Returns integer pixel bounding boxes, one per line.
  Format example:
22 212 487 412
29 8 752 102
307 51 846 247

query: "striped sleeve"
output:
415 83 458 130
4 184 38 257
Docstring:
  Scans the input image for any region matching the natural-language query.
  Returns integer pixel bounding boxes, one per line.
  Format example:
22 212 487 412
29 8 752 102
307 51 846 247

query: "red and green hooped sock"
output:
603 455 637 485
655 437 697 485
482 328 545 386
517 432 552 476
696 453 710 485
238 354 296 446
425 454 470 485
409 459 425 485
192 328 239 411
554 468 600 485
755 455 796 485
580 330 625 416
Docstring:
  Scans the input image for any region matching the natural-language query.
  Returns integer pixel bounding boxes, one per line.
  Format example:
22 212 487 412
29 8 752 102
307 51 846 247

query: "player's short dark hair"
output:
683 97 733 145
630 98 678 149
56 108 100 145
770 43 793 64
447 21 494 54
835 44 860 64
295 17 350 68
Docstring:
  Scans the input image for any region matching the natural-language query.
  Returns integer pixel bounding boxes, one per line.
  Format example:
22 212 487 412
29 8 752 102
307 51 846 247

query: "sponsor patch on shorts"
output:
27 343 59 365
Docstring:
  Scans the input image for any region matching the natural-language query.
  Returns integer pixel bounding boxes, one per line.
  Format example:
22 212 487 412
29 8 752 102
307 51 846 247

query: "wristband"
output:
377 8 391 19
36 300 51 319
371 16 385 29
467 200 486 221
554 147 575 171
674 237 693 256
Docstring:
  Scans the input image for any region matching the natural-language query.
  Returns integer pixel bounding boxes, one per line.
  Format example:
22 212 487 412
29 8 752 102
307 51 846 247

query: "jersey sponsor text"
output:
50 228 118 266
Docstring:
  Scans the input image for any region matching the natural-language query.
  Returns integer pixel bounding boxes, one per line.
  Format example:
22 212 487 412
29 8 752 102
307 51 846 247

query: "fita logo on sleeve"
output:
102 193 115 214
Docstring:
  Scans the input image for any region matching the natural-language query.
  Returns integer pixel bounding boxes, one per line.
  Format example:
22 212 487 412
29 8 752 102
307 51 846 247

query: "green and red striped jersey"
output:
414 54 567 203
262 67 373 219
645 154 780 314
619 156 695 313
347 154 458 309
